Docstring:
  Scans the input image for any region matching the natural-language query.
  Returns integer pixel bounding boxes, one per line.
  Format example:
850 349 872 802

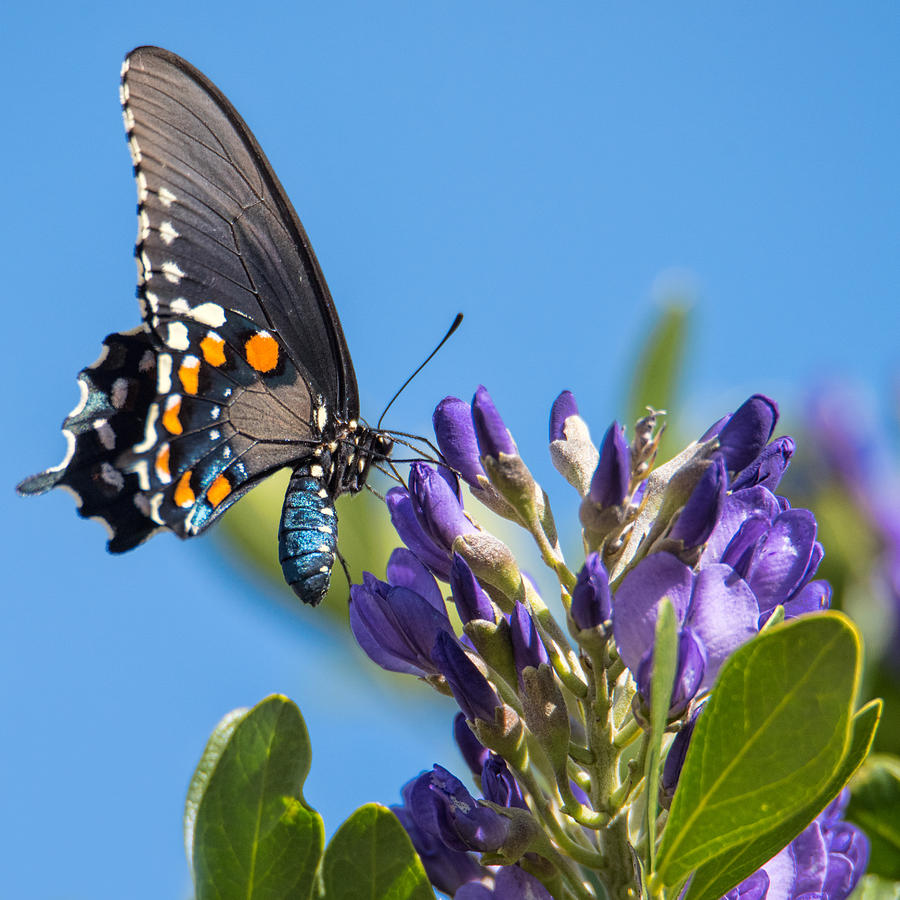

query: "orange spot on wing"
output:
207 474 231 507
162 396 183 435
178 358 200 395
245 331 279 372
155 444 171 482
201 333 226 367
174 470 195 508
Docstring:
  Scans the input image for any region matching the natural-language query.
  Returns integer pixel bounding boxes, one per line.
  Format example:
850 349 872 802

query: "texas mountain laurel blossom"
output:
349 388 869 900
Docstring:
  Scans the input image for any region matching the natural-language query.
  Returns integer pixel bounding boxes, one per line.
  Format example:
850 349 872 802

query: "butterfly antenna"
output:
376 313 463 430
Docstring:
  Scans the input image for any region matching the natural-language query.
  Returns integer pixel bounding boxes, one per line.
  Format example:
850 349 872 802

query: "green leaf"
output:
684 698 881 900
846 754 900 878
626 303 689 459
320 804 436 900
656 613 861 886
188 694 325 900
645 596 679 874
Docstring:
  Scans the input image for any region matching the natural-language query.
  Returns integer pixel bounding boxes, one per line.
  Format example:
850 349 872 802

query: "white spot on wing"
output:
136 171 149 203
170 298 190 316
133 404 159 453
317 524 333 534
132 459 151 490
188 302 226 327
317 544 331 553
122 105 136 133
310 465 324 478
159 221 179 245
319 565 330 574
158 186 176 207
317 488 328 499
210 429 220 441
94 419 116 451
162 261 184 284
157 353 173 393
149 493 165 525
138 208 151 241
111 377 130 409
166 322 189 351
321 507 334 517
211 406 221 419
99 462 124 490
316 404 327 431
145 292 160 314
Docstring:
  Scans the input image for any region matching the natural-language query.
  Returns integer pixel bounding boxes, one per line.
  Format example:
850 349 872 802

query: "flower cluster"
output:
349 387 869 899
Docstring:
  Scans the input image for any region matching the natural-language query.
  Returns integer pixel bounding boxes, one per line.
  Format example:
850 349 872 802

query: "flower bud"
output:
509 602 549 684
433 396 486 487
409 463 478 554
472 385 516 458
391 801 486 893
481 754 528 810
549 391 599 497
716 394 778 472
432 630 501 723
731 435 795 491
386 486 454 580
349 575 453 676
453 712 490 776
407 764 510 853
450 553 496 624
668 455 727 550
589 422 631 508
570 552 612 631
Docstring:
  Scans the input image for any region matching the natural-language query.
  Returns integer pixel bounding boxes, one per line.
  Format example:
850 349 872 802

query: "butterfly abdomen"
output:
278 464 338 606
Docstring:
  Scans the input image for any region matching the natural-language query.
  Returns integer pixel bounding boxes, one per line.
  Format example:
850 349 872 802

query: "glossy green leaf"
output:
320 804 435 900
645 597 679 874
846 754 900 878
188 694 325 900
685 698 880 900
657 613 861 886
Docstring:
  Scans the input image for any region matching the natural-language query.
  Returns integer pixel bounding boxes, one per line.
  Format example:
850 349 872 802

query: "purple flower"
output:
387 463 478 580
386 486 455 579
589 422 631 508
571 552 613 630
509 602 549 680
391 802 486 893
660 702 703 806
739 790 868 900
433 396 487 487
472 385 516 459
549 390 579 442
409 462 478 551
635 626 707 719
731 436 795 492
432 630 501 723
721 869 769 900
704 486 824 617
407 764 510 853
669 456 728 550
453 712 490 776
456 866 553 899
614 552 759 698
349 551 454 676
481 753 528 810
716 394 779 472
451 553 496 624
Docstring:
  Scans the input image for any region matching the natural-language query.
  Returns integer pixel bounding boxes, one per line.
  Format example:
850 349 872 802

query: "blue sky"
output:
3 4 898 898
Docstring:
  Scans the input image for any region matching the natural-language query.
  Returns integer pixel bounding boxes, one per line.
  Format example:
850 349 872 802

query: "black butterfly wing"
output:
18 47 357 550
123 45 358 418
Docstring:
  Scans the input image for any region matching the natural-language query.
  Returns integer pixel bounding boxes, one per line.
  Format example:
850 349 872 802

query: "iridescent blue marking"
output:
278 465 337 606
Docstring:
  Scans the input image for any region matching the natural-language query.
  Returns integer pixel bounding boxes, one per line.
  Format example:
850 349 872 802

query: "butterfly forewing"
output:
122 45 359 418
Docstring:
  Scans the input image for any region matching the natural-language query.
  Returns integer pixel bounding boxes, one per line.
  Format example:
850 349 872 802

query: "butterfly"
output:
17 46 396 606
